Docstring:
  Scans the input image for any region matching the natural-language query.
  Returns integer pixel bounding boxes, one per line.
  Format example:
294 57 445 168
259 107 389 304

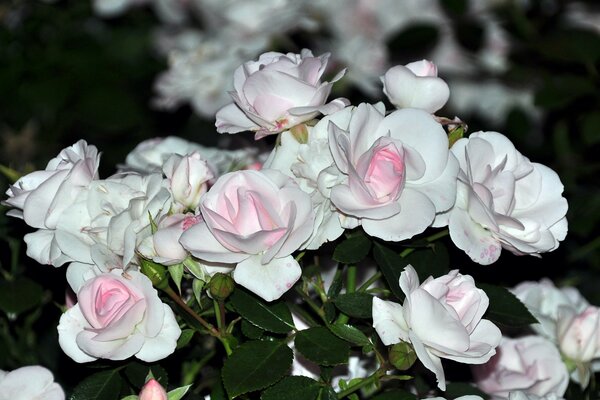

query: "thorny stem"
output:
164 287 220 337
400 228 449 258
336 369 383 399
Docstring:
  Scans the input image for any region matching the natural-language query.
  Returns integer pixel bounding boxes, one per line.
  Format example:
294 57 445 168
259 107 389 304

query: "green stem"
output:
358 272 382 292
336 370 382 399
164 287 220 337
294 287 327 324
213 299 223 332
400 229 449 258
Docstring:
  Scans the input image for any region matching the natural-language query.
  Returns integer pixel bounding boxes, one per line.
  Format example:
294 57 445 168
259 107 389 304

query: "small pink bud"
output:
139 379 167 400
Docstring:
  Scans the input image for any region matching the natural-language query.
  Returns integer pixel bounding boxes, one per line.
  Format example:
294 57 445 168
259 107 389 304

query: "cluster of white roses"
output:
3 48 575 399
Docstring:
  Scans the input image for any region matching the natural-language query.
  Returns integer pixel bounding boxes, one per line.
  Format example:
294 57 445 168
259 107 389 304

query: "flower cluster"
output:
3 48 576 399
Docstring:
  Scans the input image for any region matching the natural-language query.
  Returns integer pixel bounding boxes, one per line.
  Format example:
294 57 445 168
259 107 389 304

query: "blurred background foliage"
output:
0 0 599 395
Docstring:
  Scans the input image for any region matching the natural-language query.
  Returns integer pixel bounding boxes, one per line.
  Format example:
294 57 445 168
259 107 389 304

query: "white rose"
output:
381 60 450 113
4 140 100 266
0 365 65 400
215 49 348 139
442 131 568 265
163 152 213 211
372 266 501 390
328 103 458 242
472 336 569 399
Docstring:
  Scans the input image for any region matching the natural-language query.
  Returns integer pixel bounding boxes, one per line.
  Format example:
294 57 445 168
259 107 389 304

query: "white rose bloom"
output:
442 131 568 265
373 266 501 390
162 152 213 212
122 136 258 177
512 279 588 340
0 366 64 400
328 103 458 242
56 173 172 268
4 140 100 266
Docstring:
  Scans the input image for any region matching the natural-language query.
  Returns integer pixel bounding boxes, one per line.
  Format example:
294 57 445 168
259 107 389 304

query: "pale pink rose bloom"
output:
328 103 458 242
139 379 168 400
57 269 180 363
440 131 568 265
215 49 348 139
3 140 100 266
0 365 65 400
381 60 450 113
512 279 588 340
472 336 569 399
557 306 600 364
138 213 200 265
163 152 213 212
180 169 315 301
372 266 501 390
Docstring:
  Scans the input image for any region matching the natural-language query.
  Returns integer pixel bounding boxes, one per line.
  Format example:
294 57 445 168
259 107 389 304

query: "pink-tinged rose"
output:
381 60 450 113
328 103 458 242
138 213 200 266
180 169 315 301
3 140 100 266
0 365 65 400
139 379 167 400
442 131 568 265
163 152 213 212
472 336 569 399
372 266 501 390
512 279 588 340
215 49 349 139
557 306 600 364
57 269 180 363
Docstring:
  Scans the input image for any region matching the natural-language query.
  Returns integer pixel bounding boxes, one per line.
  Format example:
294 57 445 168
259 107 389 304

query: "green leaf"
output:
261 376 321 400
176 329 194 349
230 289 295 334
222 340 293 398
480 283 538 327
373 243 405 301
328 324 371 347
241 319 265 339
124 362 168 390
70 369 123 400
333 233 371 264
333 293 373 319
169 263 184 294
317 387 337 400
120 396 138 400
192 279 204 307
295 326 351 366
372 389 417 400
167 384 192 400
326 267 344 298
403 243 450 281
0 277 43 315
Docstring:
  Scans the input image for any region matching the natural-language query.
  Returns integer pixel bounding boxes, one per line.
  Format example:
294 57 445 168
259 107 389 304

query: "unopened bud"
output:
139 257 169 290
208 273 235 300
389 341 417 371
139 379 167 400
